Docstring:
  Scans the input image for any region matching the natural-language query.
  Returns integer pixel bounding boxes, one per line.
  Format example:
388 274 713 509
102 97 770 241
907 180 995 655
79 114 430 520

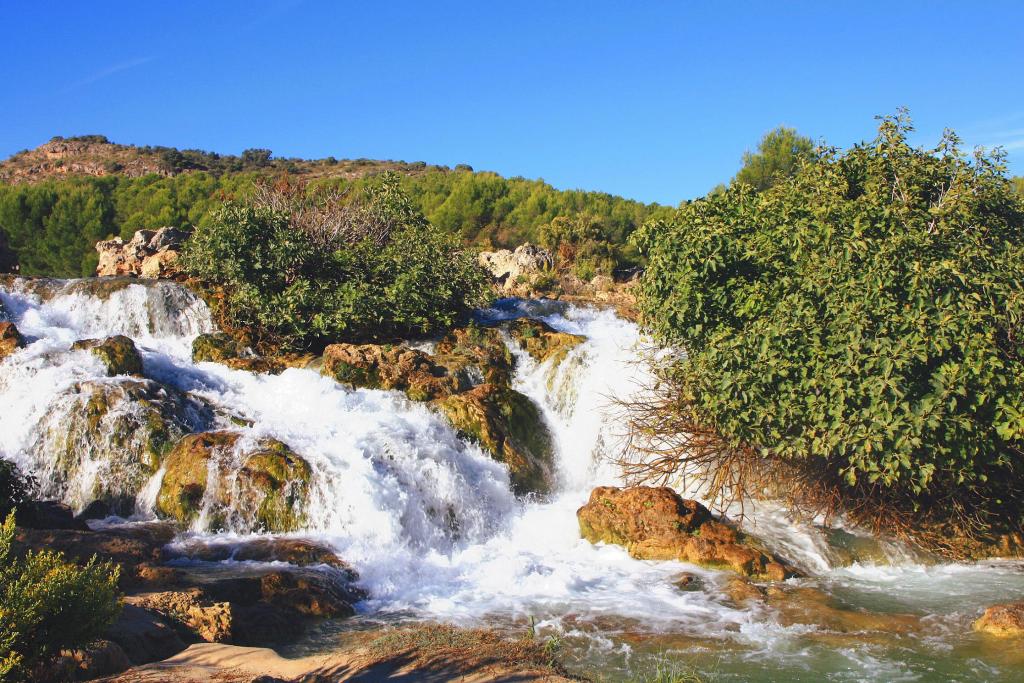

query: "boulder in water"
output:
168 537 351 569
507 318 585 366
577 486 793 580
32 378 206 514
192 332 246 363
72 335 144 376
322 342 465 400
0 321 24 360
434 383 554 495
434 325 515 387
974 601 1024 637
156 431 312 533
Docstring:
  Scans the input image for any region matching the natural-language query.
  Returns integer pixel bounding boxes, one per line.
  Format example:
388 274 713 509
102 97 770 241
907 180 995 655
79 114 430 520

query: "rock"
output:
673 572 703 591
104 604 187 664
434 325 515 387
15 524 170 577
31 379 207 514
478 243 554 293
506 318 585 366
77 499 113 522
590 274 615 291
20 500 88 530
0 320 24 360
974 601 1024 637
577 486 794 579
71 335 144 376
255 570 359 618
125 589 234 643
168 537 349 569
192 332 245 363
156 431 311 533
321 342 465 401
434 383 554 495
96 227 187 278
70 638 132 679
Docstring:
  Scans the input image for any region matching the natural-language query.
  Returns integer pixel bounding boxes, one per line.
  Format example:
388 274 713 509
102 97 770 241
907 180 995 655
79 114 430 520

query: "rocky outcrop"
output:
125 589 234 643
0 321 24 360
96 227 187 278
434 384 554 495
507 318 585 366
72 335 144 376
434 325 515 387
168 537 349 568
478 243 554 294
322 343 465 401
974 601 1024 637
33 379 207 514
191 332 318 375
577 486 793 580
155 431 311 533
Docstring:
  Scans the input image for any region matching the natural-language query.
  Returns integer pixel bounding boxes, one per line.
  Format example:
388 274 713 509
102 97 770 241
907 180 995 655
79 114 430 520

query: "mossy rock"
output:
507 318 584 366
322 343 463 400
0 321 25 360
192 332 245 363
434 325 515 387
33 378 207 514
156 431 311 533
434 383 554 495
72 335 144 376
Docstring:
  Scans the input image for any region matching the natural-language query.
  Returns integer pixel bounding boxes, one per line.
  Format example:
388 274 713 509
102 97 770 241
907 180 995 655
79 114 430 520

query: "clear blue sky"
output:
2 1 1022 205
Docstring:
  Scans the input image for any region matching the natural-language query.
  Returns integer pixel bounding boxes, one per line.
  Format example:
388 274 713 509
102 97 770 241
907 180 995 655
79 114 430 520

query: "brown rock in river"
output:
975 601 1024 637
577 486 794 579
0 321 24 360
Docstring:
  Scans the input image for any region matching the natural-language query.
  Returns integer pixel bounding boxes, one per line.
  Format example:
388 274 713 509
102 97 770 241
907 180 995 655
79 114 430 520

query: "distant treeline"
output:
0 169 668 277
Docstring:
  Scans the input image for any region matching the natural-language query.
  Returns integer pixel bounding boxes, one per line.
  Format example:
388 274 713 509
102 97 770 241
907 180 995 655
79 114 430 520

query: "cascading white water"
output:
2 279 1023 681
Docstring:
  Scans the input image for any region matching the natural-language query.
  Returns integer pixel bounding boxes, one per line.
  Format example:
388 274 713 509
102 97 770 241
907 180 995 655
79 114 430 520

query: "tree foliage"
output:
732 126 816 192
634 113 1024 541
0 513 121 681
182 173 490 347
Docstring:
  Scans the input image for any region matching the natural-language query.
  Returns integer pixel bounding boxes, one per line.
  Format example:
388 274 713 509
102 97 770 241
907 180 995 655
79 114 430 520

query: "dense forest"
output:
0 137 668 277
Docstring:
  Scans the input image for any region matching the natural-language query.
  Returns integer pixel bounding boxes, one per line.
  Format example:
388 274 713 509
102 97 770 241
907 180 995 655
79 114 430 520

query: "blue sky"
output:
1 1 1022 205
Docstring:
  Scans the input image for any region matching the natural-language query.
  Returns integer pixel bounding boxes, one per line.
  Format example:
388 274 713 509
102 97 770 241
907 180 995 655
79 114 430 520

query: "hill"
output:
0 136 669 277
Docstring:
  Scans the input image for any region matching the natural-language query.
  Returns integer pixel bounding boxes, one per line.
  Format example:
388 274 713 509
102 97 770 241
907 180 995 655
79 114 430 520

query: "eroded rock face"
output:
434 383 554 495
577 486 793 580
31 379 206 514
0 321 24 360
72 335 144 376
478 243 554 293
434 325 515 387
974 601 1024 637
125 589 234 643
155 431 312 533
507 318 585 366
96 227 187 278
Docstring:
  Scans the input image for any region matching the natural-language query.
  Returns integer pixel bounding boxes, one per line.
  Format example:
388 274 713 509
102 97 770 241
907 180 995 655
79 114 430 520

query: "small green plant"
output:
0 513 122 681
630 660 706 683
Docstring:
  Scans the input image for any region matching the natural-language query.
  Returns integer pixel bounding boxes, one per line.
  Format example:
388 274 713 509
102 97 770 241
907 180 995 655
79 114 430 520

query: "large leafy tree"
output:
732 126 815 192
632 113 1024 552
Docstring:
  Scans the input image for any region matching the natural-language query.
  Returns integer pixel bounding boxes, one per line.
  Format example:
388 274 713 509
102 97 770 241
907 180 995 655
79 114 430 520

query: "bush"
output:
0 513 121 681
632 113 1024 546
182 173 490 348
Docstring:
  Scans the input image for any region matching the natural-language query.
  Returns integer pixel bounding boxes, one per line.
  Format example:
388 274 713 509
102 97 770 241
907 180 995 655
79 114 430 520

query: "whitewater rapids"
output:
1 278 1023 682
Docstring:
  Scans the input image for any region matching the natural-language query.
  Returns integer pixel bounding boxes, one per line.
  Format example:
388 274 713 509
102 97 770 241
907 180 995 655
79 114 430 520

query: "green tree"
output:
632 113 1024 550
732 126 815 192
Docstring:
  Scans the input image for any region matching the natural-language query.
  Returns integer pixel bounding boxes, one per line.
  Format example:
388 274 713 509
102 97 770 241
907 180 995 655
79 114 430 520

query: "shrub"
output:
0 513 121 681
630 113 1024 548
182 173 490 348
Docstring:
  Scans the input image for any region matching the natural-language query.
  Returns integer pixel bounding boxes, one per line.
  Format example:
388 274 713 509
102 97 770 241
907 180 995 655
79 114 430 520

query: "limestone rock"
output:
974 601 1024 637
434 325 515 387
156 431 312 533
72 335 144 376
0 321 24 360
322 342 465 401
104 604 187 664
125 589 235 643
478 243 554 293
577 486 794 579
96 227 187 278
434 383 554 495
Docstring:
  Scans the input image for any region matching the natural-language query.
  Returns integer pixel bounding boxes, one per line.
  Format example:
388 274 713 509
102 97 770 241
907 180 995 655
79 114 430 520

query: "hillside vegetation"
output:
0 136 668 277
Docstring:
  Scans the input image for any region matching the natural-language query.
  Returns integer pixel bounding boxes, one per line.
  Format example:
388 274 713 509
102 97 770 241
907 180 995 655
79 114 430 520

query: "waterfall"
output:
3 278 1023 681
